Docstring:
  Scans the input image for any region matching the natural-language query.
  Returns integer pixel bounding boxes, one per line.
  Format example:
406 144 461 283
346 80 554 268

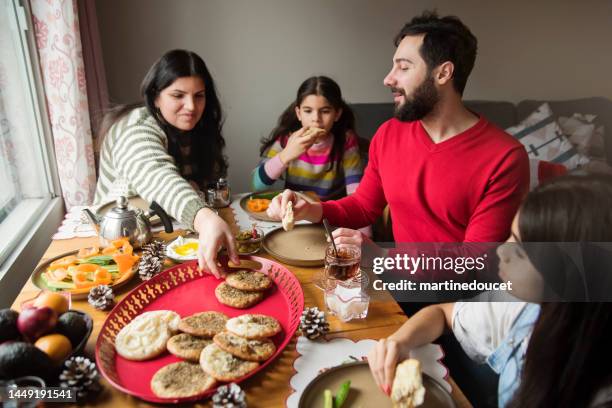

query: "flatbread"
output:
213 331 276 362
225 314 282 339
282 201 294 231
150 361 216 398
167 333 213 362
199 343 259 382
391 359 426 408
225 270 273 292
215 282 265 309
114 310 180 361
178 311 228 338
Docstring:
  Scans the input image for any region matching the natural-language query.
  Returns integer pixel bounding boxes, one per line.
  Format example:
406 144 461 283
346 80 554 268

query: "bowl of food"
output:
235 228 264 255
166 236 199 262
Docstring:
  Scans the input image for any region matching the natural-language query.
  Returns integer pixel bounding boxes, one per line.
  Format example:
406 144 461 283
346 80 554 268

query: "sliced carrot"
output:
102 246 118 255
113 253 139 275
111 238 130 248
247 198 269 212
94 267 112 285
78 246 99 258
76 263 99 273
49 255 77 270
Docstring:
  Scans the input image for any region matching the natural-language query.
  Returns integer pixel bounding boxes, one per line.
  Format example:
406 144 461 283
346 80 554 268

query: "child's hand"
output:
368 338 407 395
279 127 324 163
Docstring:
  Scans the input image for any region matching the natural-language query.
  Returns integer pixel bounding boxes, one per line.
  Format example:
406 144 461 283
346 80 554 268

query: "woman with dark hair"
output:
252 76 363 201
367 173 612 407
94 49 238 277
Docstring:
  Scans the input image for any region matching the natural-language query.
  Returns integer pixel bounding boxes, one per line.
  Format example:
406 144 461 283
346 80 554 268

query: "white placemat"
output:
286 336 450 407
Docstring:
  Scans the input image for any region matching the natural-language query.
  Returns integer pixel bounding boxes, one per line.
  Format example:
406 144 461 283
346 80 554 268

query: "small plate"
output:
298 361 456 408
262 224 327 266
239 191 316 222
166 236 199 262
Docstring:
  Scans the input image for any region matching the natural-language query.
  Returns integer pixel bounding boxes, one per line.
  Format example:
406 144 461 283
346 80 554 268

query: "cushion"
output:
558 113 606 159
529 159 567 190
506 103 589 170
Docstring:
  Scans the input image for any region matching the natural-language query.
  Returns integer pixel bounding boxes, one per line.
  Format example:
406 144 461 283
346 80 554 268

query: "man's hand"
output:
266 189 323 223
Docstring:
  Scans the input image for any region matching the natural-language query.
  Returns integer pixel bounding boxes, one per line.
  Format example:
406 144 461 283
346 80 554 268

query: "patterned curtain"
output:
30 0 97 208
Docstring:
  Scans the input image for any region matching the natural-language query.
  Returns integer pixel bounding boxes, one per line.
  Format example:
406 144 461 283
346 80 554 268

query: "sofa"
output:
351 97 612 166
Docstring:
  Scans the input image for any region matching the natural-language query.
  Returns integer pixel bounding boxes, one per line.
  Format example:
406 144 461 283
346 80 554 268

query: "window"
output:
0 1 61 280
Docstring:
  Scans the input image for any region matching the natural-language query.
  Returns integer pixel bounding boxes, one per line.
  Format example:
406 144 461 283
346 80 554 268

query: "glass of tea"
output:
324 243 361 281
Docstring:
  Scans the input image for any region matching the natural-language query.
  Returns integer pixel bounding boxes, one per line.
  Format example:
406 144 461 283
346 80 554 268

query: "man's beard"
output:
393 76 439 122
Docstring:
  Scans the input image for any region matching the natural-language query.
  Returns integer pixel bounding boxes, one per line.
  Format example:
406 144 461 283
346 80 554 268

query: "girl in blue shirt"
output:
368 173 612 407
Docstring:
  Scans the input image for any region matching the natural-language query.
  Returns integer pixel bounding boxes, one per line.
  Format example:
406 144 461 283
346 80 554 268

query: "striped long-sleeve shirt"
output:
94 107 206 229
252 131 363 200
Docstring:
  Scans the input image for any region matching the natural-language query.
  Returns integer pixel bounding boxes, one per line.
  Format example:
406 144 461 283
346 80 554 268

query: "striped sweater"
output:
94 107 205 229
252 131 363 200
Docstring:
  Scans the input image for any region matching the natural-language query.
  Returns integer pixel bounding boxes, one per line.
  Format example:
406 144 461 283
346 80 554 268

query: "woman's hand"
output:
278 127 325 164
193 208 239 278
367 338 408 395
266 189 322 223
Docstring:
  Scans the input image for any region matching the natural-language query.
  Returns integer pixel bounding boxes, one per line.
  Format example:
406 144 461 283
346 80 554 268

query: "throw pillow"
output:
557 113 606 159
506 103 589 170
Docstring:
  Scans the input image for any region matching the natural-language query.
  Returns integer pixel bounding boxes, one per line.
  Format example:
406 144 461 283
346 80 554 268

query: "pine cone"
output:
141 240 166 259
88 285 115 311
299 307 329 340
138 253 163 281
212 383 247 408
59 356 101 400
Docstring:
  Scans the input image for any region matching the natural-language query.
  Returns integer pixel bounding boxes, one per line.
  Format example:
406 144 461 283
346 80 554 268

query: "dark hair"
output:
98 49 228 187
259 76 355 171
394 11 477 95
508 173 612 408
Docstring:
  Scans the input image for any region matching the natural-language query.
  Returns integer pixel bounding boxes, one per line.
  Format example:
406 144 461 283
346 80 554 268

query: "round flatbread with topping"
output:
178 311 229 338
225 270 273 292
225 314 282 339
167 333 213 362
213 331 276 362
115 310 180 361
199 343 259 382
150 361 216 398
215 282 264 309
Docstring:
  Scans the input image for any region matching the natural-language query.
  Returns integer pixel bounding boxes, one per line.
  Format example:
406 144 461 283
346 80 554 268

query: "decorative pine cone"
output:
212 383 247 408
138 253 163 281
299 307 329 340
59 356 101 400
88 285 115 311
141 240 166 259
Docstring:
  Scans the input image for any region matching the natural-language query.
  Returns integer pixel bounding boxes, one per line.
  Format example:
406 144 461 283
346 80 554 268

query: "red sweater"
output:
321 117 529 242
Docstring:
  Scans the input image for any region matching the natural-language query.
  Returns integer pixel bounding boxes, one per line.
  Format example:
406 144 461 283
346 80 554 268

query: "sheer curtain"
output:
30 0 98 208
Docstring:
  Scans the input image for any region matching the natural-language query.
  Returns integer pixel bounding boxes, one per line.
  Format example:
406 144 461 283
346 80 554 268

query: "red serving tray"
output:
95 256 304 403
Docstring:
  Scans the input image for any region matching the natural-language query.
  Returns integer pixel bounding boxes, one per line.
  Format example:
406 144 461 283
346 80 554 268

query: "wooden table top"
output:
11 206 471 408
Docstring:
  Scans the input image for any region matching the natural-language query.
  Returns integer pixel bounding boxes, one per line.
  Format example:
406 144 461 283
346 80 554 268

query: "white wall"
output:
96 0 612 192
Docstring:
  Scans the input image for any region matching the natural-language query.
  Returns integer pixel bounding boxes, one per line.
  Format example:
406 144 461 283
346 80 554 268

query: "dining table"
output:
10 203 472 407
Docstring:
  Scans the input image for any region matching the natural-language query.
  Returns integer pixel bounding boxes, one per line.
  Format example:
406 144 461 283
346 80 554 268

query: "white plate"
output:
166 236 199 262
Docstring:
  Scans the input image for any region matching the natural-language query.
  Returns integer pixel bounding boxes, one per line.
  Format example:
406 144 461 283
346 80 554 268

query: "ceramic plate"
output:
298 361 456 408
262 224 327 266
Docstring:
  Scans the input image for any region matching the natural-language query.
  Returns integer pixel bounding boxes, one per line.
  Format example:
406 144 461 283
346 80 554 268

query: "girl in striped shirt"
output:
252 76 364 201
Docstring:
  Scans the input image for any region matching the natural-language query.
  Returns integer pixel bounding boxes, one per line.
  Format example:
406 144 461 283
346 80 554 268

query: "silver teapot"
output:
83 196 173 248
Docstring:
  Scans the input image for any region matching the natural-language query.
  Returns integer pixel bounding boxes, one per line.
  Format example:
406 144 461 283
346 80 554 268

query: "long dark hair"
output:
98 49 228 187
259 76 355 171
508 173 612 408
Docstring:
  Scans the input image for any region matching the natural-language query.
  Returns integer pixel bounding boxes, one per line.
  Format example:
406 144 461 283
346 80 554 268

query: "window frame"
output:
0 0 64 308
